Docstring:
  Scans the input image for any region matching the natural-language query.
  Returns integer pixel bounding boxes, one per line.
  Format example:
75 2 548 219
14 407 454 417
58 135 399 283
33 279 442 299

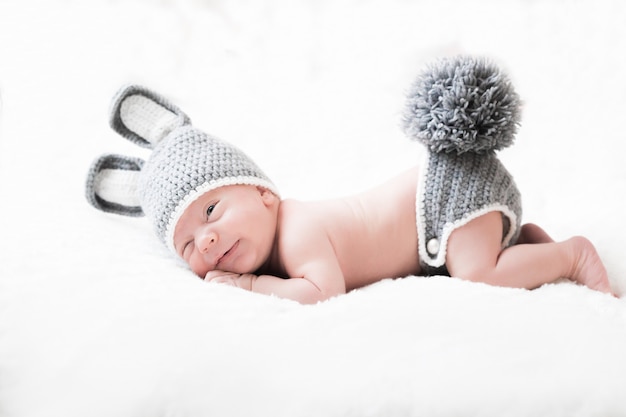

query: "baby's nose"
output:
196 230 218 254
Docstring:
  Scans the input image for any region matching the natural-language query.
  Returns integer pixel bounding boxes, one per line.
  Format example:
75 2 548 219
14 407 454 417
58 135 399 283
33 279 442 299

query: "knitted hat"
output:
86 85 278 255
403 56 523 275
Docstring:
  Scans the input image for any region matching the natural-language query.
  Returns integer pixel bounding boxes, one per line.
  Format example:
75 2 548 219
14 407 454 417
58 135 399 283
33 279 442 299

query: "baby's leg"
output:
445 212 612 293
517 223 554 244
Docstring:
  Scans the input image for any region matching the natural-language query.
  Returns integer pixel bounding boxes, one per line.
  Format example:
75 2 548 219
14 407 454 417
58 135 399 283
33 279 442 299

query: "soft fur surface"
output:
1 1 626 416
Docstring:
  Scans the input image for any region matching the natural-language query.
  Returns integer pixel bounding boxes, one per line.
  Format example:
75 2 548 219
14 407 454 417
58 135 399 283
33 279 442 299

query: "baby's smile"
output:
216 240 239 269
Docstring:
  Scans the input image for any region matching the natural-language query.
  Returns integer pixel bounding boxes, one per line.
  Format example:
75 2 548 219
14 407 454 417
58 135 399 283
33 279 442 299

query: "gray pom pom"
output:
403 56 521 154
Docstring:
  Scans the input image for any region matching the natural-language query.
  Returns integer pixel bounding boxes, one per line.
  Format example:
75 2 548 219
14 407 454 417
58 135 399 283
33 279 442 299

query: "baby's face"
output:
173 185 279 278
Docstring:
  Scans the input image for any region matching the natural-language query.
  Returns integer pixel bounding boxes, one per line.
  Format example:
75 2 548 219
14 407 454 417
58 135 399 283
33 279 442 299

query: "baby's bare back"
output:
286 167 421 290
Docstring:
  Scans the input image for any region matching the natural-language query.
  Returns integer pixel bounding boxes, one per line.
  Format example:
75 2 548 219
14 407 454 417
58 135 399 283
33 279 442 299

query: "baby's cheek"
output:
189 257 211 278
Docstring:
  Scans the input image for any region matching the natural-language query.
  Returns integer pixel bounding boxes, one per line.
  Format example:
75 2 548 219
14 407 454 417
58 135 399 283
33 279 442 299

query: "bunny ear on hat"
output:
86 84 190 217
109 84 191 149
85 154 145 217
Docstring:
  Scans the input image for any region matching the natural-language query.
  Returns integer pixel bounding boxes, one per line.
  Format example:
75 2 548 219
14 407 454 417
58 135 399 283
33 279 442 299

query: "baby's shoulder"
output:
274 199 338 269
280 199 352 250
277 199 324 233
278 198 350 226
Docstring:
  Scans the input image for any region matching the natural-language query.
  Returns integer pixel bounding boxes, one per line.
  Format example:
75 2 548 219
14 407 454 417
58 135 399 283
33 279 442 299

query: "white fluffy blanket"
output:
1 1 626 416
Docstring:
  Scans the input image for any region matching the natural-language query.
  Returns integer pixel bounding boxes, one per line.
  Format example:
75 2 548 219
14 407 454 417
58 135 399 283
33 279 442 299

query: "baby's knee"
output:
448 263 496 284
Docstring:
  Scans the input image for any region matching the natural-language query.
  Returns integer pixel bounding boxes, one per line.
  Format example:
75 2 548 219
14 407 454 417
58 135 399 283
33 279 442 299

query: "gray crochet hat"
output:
403 56 523 275
86 85 278 255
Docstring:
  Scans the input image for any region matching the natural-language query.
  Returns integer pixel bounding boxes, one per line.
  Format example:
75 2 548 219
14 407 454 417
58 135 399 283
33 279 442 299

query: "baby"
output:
86 56 612 304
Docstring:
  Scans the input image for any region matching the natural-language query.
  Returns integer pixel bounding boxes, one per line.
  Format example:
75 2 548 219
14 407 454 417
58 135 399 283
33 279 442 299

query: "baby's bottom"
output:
445 212 612 294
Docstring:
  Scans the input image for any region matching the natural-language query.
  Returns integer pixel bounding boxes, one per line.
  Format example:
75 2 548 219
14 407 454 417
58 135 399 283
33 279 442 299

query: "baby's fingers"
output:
204 270 238 286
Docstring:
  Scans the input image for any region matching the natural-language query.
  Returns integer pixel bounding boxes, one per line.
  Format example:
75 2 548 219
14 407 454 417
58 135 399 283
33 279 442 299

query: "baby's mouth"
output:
217 241 239 266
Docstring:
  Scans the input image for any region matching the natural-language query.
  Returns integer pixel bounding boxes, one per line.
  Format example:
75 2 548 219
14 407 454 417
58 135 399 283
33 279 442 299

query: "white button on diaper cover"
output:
427 238 440 255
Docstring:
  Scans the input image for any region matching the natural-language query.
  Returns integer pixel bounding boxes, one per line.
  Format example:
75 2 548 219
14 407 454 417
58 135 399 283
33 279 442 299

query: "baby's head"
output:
173 183 279 277
86 85 279 276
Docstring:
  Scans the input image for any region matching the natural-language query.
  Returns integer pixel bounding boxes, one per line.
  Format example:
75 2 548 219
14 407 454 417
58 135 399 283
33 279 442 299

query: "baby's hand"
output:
204 270 255 291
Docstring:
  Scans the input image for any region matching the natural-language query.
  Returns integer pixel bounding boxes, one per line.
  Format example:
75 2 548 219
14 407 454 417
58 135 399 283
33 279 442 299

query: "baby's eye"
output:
182 241 192 259
206 204 216 217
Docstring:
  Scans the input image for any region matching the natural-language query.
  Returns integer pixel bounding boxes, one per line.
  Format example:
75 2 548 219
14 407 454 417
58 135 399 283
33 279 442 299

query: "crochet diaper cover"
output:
416 150 522 276
402 56 524 276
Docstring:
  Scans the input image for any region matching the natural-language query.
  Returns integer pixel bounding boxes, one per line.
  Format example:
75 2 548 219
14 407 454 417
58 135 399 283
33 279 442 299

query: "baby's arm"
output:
205 266 345 304
205 230 347 304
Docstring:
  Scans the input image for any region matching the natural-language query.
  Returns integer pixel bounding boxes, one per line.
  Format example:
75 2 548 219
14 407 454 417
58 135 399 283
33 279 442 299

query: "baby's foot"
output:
518 223 554 244
567 236 612 294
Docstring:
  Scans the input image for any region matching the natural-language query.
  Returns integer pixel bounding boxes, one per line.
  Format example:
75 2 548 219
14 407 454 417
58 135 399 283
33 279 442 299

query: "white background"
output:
1 1 625 416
